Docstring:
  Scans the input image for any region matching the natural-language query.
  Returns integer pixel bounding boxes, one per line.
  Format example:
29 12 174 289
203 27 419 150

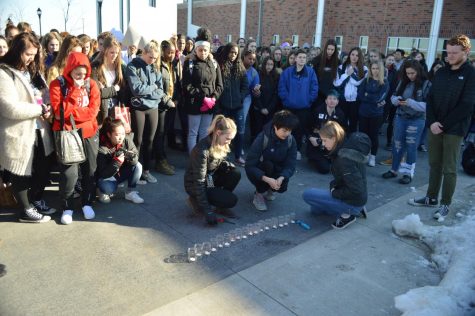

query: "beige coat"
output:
0 64 53 176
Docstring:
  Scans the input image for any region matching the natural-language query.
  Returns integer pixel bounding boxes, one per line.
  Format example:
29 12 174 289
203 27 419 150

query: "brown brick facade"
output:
177 0 475 54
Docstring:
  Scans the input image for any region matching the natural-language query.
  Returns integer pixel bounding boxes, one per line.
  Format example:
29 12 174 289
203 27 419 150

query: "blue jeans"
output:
221 107 245 159
391 116 425 174
302 188 362 217
187 114 213 153
97 163 142 194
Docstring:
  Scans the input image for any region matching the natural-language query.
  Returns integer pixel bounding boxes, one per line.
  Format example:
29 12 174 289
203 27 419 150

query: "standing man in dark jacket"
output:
246 110 298 211
278 49 319 160
409 34 475 219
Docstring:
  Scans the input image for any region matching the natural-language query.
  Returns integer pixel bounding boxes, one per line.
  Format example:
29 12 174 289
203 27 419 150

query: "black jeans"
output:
247 161 289 194
131 107 159 170
167 105 188 149
59 132 99 210
359 115 383 155
341 100 360 134
206 167 241 209
286 107 311 151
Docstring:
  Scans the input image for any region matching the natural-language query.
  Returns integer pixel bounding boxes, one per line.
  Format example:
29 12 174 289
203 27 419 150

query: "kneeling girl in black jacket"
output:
303 121 371 229
184 115 241 224
96 118 144 204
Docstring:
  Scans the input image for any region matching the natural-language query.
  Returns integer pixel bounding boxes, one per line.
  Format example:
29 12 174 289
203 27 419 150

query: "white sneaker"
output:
98 192 111 203
264 189 276 201
61 210 74 225
296 151 302 161
252 192 268 211
125 191 144 204
82 205 95 220
368 155 376 167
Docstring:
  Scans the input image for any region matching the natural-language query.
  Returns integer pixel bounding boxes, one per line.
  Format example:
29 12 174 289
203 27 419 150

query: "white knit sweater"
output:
0 65 45 176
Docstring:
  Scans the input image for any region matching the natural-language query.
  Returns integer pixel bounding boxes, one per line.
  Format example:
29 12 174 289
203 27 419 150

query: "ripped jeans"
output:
391 115 425 177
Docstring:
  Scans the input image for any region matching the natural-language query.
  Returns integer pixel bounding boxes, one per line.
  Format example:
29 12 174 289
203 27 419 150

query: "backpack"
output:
260 133 293 162
57 75 91 98
462 142 475 176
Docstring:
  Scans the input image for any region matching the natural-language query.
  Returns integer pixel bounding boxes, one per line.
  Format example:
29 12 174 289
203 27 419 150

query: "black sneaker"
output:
408 196 438 207
357 207 367 219
433 204 450 219
32 200 57 215
205 211 218 225
332 215 356 229
382 170 397 179
399 175 412 184
19 207 51 223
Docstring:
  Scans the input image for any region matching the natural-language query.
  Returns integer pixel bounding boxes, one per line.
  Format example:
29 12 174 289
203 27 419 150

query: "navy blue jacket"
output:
357 78 389 117
245 124 297 181
278 65 318 109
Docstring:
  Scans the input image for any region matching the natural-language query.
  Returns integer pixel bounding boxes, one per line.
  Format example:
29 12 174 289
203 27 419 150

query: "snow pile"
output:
392 212 475 316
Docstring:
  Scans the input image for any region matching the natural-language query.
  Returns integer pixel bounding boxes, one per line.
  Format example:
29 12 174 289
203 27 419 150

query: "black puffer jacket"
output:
329 132 371 207
182 55 223 115
426 61 475 136
184 136 227 212
217 67 248 111
96 133 139 179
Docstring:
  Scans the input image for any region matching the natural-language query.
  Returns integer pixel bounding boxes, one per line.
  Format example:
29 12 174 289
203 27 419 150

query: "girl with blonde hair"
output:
124 40 166 184
91 36 126 124
357 61 388 166
184 115 241 224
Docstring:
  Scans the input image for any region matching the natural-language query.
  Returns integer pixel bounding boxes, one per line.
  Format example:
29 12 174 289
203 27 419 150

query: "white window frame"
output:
292 35 299 47
335 36 343 53
359 36 369 54
272 34 280 45
225 34 232 44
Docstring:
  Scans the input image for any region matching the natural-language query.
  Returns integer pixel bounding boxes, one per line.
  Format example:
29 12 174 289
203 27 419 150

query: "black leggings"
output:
4 132 53 210
247 161 290 194
341 100 360 134
132 108 159 170
59 132 99 210
206 167 241 209
359 115 383 155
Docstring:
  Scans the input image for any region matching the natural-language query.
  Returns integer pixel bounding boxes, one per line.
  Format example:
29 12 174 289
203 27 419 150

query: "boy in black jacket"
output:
246 110 299 211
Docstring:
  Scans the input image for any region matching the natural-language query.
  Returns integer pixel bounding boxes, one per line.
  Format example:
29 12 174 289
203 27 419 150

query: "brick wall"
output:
177 0 475 53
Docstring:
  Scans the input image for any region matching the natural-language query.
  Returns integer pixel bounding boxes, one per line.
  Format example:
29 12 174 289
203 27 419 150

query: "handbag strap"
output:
69 113 78 130
59 99 65 130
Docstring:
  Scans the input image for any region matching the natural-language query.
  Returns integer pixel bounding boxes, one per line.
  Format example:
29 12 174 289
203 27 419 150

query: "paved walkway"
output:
0 144 472 315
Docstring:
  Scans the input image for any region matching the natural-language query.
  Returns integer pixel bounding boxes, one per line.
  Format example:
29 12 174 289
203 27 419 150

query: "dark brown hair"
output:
0 32 40 76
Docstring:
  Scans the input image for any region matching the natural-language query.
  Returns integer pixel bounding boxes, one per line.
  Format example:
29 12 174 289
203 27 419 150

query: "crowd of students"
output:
0 20 474 229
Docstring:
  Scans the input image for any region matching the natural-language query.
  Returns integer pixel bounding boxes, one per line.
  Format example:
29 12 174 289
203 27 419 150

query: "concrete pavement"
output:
0 143 473 315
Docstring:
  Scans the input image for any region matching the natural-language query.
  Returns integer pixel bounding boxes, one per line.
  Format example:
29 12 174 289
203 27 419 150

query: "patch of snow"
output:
392 213 424 238
392 213 475 315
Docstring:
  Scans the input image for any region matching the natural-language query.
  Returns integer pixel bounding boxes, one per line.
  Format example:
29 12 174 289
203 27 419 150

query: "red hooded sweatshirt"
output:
50 52 100 139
